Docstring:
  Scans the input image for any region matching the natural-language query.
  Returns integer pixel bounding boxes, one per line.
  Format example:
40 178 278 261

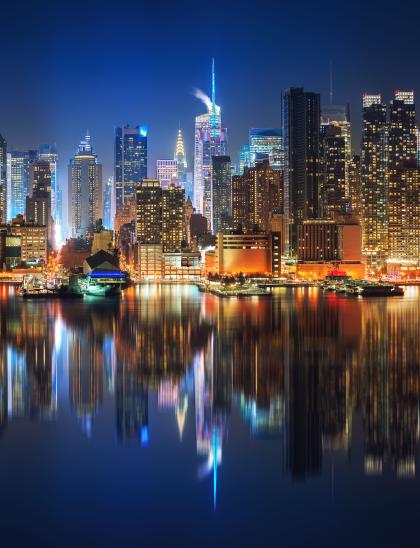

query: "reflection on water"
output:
1 283 420 539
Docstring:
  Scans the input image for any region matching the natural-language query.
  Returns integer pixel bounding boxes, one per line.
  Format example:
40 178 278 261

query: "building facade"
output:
157 160 178 189
115 125 147 207
212 156 232 234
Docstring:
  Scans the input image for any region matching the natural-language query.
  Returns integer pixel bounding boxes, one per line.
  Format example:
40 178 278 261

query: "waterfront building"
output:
157 159 178 189
360 94 388 265
115 125 147 207
387 90 418 260
136 179 162 244
205 231 280 276
20 225 48 264
193 59 228 227
249 128 284 170
0 135 7 223
282 88 321 253
68 133 103 239
8 151 30 220
296 216 365 279
211 156 232 234
162 184 185 252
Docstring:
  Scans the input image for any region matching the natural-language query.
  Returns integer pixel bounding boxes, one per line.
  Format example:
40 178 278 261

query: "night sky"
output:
1 0 419 192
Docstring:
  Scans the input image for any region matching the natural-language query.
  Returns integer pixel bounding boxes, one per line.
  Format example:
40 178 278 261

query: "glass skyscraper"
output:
249 129 284 170
39 144 59 226
8 151 30 220
115 125 147 208
0 135 7 223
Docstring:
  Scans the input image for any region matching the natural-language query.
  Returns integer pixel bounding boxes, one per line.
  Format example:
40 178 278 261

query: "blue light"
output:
140 426 149 447
139 125 148 137
89 271 127 279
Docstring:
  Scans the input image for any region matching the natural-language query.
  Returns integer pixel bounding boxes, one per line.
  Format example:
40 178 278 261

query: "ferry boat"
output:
357 284 404 297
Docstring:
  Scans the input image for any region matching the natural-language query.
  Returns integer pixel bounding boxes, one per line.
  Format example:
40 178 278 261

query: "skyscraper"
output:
103 176 114 229
232 160 283 232
193 59 228 227
39 145 59 225
320 124 347 218
360 94 388 264
211 156 232 234
387 90 418 260
238 144 251 175
8 151 30 220
68 133 103 238
0 135 7 223
282 88 321 253
175 128 187 188
135 179 162 244
115 125 147 207
156 160 178 189
249 129 284 170
26 159 53 245
162 184 185 252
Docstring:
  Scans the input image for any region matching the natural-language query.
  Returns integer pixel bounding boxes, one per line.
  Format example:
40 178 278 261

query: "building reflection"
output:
0 284 420 491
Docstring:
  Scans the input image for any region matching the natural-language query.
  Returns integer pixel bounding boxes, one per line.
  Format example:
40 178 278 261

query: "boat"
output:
357 284 404 297
78 269 129 297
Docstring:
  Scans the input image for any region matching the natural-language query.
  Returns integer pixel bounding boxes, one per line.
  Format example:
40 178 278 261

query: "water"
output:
1 283 420 547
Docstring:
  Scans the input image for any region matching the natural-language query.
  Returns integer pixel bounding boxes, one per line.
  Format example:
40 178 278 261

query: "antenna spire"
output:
212 58 216 112
329 61 333 105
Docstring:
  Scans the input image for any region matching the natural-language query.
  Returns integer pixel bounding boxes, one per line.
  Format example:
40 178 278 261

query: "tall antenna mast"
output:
212 57 216 114
329 60 333 105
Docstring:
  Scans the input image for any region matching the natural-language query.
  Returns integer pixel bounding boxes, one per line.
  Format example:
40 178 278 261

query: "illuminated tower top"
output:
175 128 186 161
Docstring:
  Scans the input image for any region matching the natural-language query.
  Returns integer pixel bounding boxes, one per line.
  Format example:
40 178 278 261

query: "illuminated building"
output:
296 217 365 279
136 179 162 244
361 94 388 265
136 179 162 278
238 144 251 175
39 144 59 226
193 59 228 226
212 156 231 234
349 154 361 215
320 123 347 218
174 128 187 189
387 90 418 260
185 196 194 245
26 159 53 245
114 199 136 233
103 176 114 229
282 88 321 254
156 159 178 189
162 251 201 280
115 125 147 207
162 184 185 252
68 133 103 238
205 231 276 275
20 225 48 264
249 128 284 169
0 135 7 223
91 229 113 255
8 151 30 220
231 160 283 232
321 104 351 199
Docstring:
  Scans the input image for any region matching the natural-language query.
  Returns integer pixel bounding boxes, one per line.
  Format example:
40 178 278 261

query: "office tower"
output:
212 156 232 234
115 125 147 207
320 124 347 218
39 145 59 225
349 155 361 215
103 176 114 229
193 59 228 227
249 129 284 169
321 104 351 196
68 133 103 238
360 94 388 264
26 160 53 245
174 128 187 187
0 135 7 223
232 160 283 232
238 144 251 175
185 196 194 245
156 159 178 189
282 88 321 253
8 151 30 219
162 184 185 252
388 90 418 260
136 179 162 243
